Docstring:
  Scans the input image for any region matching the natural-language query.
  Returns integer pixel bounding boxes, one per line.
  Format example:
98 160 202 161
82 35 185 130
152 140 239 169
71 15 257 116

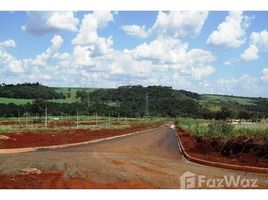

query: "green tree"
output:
31 98 48 122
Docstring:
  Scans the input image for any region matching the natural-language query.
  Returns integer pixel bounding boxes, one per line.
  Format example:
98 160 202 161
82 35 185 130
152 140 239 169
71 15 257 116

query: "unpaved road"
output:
0 125 267 188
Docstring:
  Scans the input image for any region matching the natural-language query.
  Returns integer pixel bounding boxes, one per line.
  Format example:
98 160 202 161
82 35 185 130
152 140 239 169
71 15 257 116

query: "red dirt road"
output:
0 125 267 189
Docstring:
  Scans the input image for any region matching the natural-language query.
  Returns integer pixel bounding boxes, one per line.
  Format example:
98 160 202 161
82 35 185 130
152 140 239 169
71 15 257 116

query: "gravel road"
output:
0 125 267 188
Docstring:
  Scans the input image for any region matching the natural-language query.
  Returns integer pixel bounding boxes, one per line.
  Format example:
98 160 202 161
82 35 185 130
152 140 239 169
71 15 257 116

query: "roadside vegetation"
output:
176 117 268 139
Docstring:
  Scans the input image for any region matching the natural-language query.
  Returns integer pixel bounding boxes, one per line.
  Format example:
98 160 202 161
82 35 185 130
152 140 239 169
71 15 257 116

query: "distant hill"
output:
0 83 267 119
0 82 65 100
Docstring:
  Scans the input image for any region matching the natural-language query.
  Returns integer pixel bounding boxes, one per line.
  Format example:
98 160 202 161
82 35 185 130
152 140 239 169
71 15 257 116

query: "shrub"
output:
208 120 234 136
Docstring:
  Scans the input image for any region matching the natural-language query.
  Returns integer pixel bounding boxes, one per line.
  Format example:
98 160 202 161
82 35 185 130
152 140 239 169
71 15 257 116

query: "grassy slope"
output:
0 87 262 107
201 94 255 105
0 97 32 105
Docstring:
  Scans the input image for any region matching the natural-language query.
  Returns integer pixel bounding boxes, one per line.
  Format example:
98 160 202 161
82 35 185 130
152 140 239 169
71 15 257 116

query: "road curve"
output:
0 125 267 188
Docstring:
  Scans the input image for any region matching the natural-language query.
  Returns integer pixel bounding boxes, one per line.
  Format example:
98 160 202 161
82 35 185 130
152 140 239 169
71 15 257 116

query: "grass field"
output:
0 97 33 105
201 94 255 105
0 115 166 134
176 117 268 139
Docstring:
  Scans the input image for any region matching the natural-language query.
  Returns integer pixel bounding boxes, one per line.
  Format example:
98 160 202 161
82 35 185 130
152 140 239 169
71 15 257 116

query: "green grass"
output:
201 94 255 105
176 117 268 138
0 97 33 105
0 116 165 134
53 87 95 103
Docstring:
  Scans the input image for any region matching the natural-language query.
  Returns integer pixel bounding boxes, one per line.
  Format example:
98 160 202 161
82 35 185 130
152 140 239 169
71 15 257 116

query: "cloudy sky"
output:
0 11 267 97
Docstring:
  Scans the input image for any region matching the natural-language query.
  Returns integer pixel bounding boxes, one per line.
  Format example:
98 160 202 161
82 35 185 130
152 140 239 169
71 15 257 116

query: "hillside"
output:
0 83 65 100
0 83 267 119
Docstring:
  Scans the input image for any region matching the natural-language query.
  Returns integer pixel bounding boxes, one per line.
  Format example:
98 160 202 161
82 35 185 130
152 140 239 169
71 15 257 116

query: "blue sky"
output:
0 11 267 97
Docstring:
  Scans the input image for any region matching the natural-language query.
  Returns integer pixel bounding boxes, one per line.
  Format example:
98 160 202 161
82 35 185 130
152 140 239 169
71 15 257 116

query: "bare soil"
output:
0 170 155 189
177 128 268 168
0 123 161 149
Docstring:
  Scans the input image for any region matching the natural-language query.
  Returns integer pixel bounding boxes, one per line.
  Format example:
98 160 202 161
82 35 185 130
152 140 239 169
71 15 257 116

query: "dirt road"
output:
0 125 267 188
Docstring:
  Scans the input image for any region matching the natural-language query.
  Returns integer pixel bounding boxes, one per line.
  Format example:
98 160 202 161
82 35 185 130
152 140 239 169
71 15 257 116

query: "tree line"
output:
0 82 65 99
0 84 267 120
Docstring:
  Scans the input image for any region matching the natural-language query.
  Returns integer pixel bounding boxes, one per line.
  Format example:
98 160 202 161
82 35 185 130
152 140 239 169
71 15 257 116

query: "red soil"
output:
177 128 268 168
0 123 161 149
0 170 156 189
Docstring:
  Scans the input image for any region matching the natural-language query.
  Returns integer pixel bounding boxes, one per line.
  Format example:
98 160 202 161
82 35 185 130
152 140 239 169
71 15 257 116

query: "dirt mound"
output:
177 129 268 168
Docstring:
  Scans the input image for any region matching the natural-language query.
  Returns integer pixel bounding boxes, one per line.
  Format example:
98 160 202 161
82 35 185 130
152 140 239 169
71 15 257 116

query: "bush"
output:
208 120 234 135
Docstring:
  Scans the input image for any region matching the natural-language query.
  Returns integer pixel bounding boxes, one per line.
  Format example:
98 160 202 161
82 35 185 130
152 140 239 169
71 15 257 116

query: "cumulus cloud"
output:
121 11 208 39
151 11 208 38
0 39 16 48
121 25 148 38
30 35 63 66
261 68 268 81
191 65 215 80
129 37 215 73
241 44 259 61
72 11 114 56
217 74 266 96
72 45 94 67
241 30 268 62
0 39 23 74
21 11 79 35
207 11 251 48
250 30 268 49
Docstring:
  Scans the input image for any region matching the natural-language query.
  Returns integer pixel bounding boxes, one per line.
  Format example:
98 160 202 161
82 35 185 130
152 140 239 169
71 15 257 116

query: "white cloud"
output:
8 60 23 73
207 11 251 48
240 30 268 62
241 44 259 61
0 39 16 48
0 41 23 74
30 35 63 66
151 11 208 38
250 30 268 49
72 11 114 56
22 11 79 35
130 37 215 74
130 37 188 65
72 45 94 67
121 25 148 38
217 74 263 96
261 68 268 81
191 65 215 80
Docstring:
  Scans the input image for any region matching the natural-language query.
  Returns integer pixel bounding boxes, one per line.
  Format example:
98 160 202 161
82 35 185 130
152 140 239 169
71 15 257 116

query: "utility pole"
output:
109 111 111 127
96 113 98 126
145 93 149 117
76 110 79 128
17 110 20 123
45 105 48 129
